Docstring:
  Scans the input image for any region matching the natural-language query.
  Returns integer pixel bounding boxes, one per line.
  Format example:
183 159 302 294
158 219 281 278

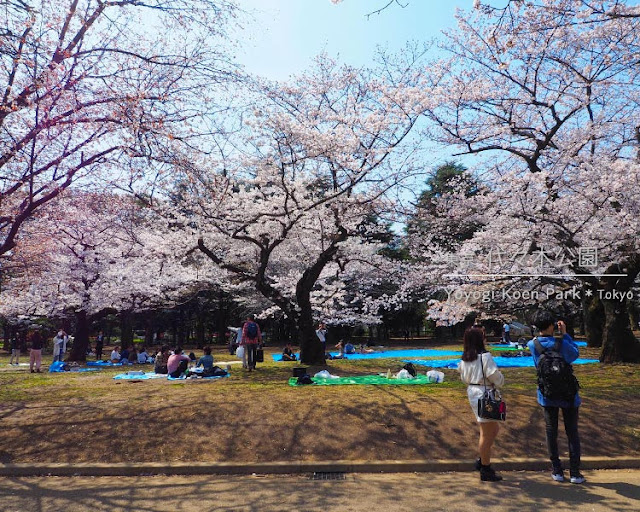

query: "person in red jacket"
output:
241 315 262 371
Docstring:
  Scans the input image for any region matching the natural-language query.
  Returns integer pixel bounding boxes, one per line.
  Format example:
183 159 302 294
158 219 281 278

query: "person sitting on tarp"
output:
344 342 356 354
154 346 169 374
197 346 214 369
128 346 138 364
168 347 190 378
282 343 297 361
332 341 345 360
120 346 130 364
110 346 121 363
137 347 150 364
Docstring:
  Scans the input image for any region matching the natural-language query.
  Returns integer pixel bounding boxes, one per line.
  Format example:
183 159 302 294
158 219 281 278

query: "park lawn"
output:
0 342 638 465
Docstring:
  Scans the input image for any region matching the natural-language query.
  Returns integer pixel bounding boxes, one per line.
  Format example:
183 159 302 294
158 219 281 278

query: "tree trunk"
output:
297 293 325 365
120 310 134 349
195 311 205 348
600 298 640 363
582 287 604 347
144 312 155 346
69 310 90 361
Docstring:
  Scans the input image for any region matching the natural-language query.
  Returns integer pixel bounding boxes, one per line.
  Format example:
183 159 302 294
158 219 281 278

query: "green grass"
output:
1 343 638 464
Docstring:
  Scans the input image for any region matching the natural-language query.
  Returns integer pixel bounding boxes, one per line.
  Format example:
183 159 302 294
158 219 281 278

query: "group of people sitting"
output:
153 345 226 378
109 345 153 365
107 344 226 378
280 340 366 361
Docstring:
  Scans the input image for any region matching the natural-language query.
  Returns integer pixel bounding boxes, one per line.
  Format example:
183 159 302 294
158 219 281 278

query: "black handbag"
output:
256 348 264 363
477 353 506 421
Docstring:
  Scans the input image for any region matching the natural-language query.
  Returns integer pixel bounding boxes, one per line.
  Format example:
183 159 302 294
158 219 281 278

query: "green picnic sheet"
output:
288 375 435 386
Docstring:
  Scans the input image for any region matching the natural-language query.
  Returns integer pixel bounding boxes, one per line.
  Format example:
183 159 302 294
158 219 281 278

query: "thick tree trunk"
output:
297 294 325 365
216 291 229 347
120 310 134 349
69 310 90 361
195 312 205 348
597 265 640 363
600 298 640 363
582 287 604 347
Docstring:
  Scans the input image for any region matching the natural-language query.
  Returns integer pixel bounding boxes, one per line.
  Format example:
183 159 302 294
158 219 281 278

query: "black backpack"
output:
533 338 579 401
297 374 314 385
246 322 258 338
402 362 417 377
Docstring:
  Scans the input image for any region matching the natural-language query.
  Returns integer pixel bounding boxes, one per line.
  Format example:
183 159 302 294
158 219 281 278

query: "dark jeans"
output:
543 406 581 472
169 359 188 378
246 344 258 369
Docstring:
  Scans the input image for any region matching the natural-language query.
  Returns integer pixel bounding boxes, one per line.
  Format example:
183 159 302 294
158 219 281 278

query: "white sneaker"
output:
552 471 565 482
570 474 586 484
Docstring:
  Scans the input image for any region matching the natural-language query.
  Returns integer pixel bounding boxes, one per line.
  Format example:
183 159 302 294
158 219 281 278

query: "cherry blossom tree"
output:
163 53 430 364
0 0 238 259
417 0 640 362
0 192 218 360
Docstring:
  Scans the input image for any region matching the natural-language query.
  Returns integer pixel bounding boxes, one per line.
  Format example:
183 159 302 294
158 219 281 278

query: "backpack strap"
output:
533 337 546 356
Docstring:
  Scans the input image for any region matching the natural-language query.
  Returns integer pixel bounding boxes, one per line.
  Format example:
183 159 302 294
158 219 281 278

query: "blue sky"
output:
236 0 473 80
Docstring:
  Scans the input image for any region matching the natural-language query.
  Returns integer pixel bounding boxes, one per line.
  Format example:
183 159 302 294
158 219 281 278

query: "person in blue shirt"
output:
197 346 214 370
528 311 584 484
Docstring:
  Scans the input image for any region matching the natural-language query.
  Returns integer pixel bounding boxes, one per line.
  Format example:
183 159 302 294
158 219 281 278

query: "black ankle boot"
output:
474 458 482 471
480 464 503 482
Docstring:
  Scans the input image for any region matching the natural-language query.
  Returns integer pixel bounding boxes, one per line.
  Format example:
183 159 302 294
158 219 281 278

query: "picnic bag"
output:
477 353 506 421
256 348 264 363
533 337 579 401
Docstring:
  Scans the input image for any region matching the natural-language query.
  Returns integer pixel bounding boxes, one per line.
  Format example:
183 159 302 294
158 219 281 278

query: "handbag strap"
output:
479 351 495 392
480 352 488 389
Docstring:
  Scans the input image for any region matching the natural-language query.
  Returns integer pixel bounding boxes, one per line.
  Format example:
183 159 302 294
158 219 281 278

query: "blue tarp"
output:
48 361 99 373
86 360 123 367
273 348 462 362
406 356 600 369
113 372 167 380
272 353 300 362
489 341 587 347
167 373 229 381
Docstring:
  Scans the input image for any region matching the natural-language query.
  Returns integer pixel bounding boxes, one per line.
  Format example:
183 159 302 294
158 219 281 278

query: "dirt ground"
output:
2 470 640 512
0 343 638 465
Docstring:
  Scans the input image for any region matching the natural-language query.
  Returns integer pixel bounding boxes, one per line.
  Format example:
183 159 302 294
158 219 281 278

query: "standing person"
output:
28 330 43 373
458 326 505 482
52 330 66 362
95 331 104 361
228 326 242 359
528 311 584 484
241 315 262 371
502 322 511 344
315 322 327 353
9 333 20 365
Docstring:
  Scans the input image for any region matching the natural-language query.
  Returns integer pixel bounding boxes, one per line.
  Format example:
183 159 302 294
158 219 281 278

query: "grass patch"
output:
0 343 638 464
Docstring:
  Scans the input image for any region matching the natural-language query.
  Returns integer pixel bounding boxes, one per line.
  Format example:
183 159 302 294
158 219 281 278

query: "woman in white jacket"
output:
458 326 505 482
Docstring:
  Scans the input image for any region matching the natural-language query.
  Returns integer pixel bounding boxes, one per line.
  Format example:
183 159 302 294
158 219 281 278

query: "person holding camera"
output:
528 311 584 484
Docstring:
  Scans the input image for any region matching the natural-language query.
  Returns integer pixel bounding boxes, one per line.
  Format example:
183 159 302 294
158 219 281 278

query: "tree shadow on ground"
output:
0 472 639 512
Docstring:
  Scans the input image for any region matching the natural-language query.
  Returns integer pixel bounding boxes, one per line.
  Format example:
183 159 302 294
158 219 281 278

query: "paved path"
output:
1 469 639 511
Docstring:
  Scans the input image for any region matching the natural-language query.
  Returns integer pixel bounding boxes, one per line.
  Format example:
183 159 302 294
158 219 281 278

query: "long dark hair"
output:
462 327 487 362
